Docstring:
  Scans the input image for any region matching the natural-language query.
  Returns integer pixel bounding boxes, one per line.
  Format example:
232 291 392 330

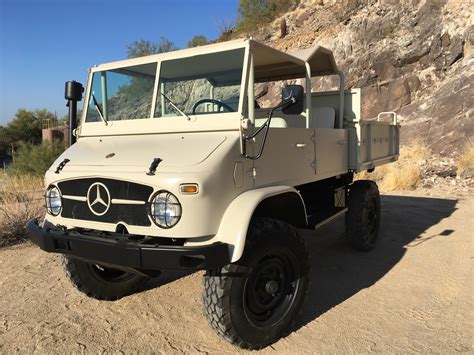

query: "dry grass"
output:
0 172 44 247
456 141 474 179
357 144 430 192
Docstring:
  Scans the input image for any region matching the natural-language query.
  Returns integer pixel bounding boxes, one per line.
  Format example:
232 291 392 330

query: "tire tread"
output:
346 180 381 251
202 218 310 349
61 255 147 301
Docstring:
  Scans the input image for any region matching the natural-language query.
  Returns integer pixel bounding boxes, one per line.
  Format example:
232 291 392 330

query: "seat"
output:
254 117 288 128
311 107 336 128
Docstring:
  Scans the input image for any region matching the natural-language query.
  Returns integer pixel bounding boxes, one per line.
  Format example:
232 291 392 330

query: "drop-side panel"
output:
358 121 400 171
314 128 348 180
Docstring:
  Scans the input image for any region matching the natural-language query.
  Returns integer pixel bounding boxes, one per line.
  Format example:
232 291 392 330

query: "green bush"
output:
10 141 65 176
187 35 209 48
236 0 299 33
126 37 177 58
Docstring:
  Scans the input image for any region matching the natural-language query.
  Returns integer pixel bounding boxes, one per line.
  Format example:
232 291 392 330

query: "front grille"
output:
58 178 154 227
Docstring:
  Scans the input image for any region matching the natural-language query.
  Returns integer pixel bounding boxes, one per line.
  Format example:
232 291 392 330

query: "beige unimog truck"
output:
28 39 399 349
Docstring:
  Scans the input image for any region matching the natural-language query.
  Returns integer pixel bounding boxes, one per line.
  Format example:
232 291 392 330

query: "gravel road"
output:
0 191 472 354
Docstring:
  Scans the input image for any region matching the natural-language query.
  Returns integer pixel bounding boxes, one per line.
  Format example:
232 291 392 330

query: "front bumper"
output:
26 219 231 271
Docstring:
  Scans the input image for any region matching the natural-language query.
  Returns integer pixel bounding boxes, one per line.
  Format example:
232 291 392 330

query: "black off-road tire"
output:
202 218 310 350
346 180 381 251
61 255 149 301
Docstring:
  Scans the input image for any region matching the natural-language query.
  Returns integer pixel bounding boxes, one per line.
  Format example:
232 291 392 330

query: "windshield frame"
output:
79 42 250 137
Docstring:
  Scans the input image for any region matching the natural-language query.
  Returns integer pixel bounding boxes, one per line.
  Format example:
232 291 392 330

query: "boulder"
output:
295 10 312 27
280 18 287 38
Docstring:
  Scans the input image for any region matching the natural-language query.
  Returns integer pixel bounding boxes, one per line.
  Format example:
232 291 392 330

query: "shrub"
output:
356 144 430 192
456 142 474 179
378 162 423 191
236 0 299 33
10 140 65 176
187 35 209 48
126 37 177 58
0 172 44 247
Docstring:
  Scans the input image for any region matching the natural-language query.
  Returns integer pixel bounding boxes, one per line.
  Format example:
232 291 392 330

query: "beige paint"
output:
212 186 306 262
44 132 253 239
43 39 399 263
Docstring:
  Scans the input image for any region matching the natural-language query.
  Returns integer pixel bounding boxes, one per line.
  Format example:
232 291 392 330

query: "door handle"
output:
295 143 306 148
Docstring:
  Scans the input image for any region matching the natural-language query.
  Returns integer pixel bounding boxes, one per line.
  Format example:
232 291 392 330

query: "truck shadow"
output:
295 194 458 331
143 270 193 290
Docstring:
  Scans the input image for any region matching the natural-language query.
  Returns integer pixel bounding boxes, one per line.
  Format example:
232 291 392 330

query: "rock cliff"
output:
248 0 473 155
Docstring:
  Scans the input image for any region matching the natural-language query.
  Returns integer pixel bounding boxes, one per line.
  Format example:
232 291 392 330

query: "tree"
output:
236 0 298 33
127 36 178 58
0 109 56 149
0 127 8 156
187 35 209 48
126 39 158 58
10 140 65 176
157 36 178 54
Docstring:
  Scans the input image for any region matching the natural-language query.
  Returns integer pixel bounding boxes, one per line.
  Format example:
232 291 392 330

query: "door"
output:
253 127 315 187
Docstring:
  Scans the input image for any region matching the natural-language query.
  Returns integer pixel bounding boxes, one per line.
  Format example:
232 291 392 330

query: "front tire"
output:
203 218 310 349
61 255 149 300
346 180 381 251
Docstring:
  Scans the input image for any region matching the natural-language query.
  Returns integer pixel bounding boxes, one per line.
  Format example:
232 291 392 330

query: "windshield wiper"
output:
159 92 192 121
91 93 108 125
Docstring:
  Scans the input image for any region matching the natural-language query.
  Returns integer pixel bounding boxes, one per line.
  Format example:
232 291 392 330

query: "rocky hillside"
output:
244 0 473 156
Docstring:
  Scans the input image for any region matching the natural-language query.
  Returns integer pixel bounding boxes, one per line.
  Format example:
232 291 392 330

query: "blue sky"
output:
0 0 239 125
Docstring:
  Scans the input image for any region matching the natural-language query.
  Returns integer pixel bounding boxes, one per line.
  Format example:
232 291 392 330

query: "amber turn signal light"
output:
179 184 199 194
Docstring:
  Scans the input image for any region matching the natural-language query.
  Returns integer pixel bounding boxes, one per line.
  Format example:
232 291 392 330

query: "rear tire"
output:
346 180 381 251
61 255 149 301
202 218 310 349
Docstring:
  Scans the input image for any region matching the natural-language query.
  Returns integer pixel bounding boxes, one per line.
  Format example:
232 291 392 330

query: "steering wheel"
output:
192 99 235 115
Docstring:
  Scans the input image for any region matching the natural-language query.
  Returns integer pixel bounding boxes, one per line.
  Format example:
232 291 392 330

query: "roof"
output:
93 39 339 82
288 46 339 77
251 41 339 82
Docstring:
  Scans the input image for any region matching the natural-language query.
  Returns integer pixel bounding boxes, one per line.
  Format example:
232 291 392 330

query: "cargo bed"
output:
311 89 400 173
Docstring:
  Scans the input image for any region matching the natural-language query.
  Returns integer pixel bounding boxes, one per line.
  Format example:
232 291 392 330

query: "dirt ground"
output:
0 189 472 354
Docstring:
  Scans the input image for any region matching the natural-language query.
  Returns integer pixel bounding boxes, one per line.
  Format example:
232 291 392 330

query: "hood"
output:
56 133 227 170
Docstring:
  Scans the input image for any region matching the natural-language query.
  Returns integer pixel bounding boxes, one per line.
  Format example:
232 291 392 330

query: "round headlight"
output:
150 191 182 228
46 186 62 216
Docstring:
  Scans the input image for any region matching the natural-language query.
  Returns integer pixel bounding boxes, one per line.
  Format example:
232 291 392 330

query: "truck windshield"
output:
85 63 157 122
85 48 245 123
155 48 245 117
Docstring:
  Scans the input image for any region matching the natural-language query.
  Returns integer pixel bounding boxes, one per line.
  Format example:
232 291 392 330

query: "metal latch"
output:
55 158 70 174
147 158 163 176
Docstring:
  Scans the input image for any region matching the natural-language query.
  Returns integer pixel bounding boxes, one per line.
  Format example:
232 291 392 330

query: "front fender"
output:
214 186 307 263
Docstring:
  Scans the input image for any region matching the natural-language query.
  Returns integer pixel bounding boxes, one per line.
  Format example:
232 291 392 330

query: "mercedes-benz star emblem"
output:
87 182 111 216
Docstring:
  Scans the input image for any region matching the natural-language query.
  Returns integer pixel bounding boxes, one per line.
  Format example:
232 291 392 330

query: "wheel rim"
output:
88 263 132 282
243 250 300 327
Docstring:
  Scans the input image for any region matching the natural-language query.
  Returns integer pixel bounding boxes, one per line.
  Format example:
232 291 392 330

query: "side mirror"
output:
282 85 304 115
